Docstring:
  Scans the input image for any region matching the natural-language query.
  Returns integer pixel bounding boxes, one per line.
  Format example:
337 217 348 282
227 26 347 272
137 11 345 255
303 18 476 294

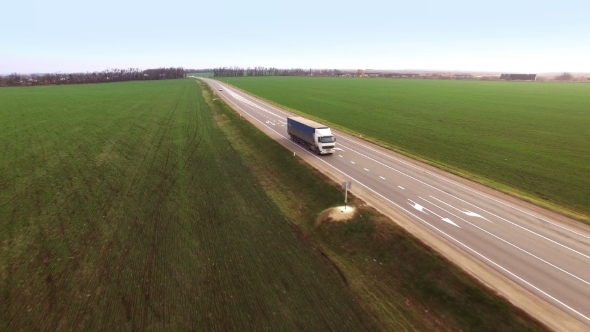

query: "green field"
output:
223 77 590 218
0 80 373 330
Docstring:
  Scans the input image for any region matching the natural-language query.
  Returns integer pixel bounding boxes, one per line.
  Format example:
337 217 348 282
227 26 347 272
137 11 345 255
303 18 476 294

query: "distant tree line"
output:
185 68 214 73
209 68 589 82
0 67 185 87
213 67 344 77
554 72 573 81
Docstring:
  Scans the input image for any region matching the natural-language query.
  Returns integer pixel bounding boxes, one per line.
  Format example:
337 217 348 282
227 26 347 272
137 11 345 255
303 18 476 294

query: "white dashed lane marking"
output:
398 186 405 189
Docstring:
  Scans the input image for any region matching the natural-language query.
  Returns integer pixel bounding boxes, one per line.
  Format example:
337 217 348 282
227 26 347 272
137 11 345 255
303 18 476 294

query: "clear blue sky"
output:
2 0 589 74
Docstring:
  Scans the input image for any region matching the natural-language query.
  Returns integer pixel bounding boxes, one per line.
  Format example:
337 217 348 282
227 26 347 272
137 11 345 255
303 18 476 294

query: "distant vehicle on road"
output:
218 88 223 91
287 116 336 155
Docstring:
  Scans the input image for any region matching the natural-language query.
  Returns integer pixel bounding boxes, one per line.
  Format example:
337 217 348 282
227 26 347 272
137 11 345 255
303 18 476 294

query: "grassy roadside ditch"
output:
200 80 548 332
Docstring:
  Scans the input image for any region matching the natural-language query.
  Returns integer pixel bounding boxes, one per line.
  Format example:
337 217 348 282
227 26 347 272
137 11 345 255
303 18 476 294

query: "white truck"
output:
287 116 336 155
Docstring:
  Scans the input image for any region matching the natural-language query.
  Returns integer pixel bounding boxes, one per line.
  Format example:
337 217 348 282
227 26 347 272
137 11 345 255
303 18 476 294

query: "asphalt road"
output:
201 78 590 329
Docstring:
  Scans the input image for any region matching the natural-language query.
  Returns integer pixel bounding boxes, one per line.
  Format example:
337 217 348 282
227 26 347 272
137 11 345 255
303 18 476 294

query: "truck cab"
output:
313 129 336 154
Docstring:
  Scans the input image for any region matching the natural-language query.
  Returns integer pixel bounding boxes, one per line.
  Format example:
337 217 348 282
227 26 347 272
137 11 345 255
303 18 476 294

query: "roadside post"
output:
342 181 352 209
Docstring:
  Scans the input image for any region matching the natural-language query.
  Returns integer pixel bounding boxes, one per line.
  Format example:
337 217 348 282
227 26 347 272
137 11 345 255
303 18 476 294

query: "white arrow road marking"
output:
462 210 490 221
442 218 460 227
430 196 491 222
413 199 459 228
409 199 460 227
408 200 428 214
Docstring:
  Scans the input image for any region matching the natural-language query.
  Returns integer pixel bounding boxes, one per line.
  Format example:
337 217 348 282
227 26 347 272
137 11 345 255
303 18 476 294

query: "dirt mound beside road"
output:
317 206 357 224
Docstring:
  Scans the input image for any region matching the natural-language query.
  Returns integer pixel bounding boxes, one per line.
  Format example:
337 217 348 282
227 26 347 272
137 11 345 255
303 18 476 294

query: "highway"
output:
201 78 590 330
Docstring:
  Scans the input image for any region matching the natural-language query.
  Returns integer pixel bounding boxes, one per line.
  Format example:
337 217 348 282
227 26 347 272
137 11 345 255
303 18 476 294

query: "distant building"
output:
500 74 536 81
383 73 403 78
453 74 474 79
384 73 420 78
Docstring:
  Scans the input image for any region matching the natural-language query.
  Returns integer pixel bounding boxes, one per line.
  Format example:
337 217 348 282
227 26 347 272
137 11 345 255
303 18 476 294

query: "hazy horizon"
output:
2 0 589 74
